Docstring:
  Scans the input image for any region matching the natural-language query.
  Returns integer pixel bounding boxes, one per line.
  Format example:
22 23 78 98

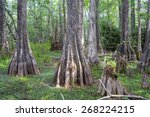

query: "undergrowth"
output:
0 42 150 100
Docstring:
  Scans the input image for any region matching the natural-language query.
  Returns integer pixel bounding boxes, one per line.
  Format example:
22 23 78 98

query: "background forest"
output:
0 0 150 100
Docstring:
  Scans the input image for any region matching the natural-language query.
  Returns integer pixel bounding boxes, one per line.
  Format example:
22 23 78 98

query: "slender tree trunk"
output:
0 0 5 51
0 0 9 54
131 0 135 38
137 0 142 60
63 0 66 47
88 0 99 64
95 0 103 54
107 0 110 21
47 6 51 42
59 2 63 49
8 0 39 76
119 0 136 61
138 0 150 72
54 0 93 88
121 0 129 42
78 0 84 48
118 0 122 41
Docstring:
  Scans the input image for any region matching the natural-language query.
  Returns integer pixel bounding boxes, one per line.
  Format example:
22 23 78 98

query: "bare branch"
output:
99 94 147 100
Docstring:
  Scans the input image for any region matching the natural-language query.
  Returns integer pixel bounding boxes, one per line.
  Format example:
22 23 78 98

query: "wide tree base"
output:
8 50 39 76
50 41 61 51
116 56 127 73
138 49 150 73
115 41 136 61
141 74 150 89
98 65 127 96
54 47 93 89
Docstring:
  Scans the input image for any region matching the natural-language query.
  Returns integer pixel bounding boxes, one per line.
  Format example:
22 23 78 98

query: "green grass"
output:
0 42 150 100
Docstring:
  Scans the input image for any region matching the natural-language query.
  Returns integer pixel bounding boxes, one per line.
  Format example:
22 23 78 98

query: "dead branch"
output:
99 79 111 96
99 94 147 100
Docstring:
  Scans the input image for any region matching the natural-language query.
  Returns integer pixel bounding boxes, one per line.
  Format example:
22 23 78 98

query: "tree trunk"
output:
118 0 122 41
54 0 93 88
88 0 99 64
51 20 61 51
107 0 110 21
0 0 9 54
131 0 135 38
95 0 103 54
121 0 129 42
8 0 39 76
138 0 150 72
118 0 136 61
59 2 63 49
137 0 142 60
0 0 4 50
78 0 84 48
63 0 66 47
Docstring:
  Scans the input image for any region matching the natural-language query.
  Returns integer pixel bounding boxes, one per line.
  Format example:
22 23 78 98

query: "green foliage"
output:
130 27 147 50
100 21 120 51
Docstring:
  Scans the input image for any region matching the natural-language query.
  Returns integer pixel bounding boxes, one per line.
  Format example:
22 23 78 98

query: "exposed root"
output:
116 56 127 73
115 41 136 61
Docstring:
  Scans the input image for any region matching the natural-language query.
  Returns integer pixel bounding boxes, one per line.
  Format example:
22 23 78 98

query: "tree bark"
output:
118 0 123 42
95 0 103 54
59 2 63 49
99 65 127 96
0 0 9 54
119 0 136 61
8 0 39 76
54 0 93 88
63 0 66 47
88 0 99 64
137 0 142 60
131 0 135 38
121 0 129 42
138 0 150 72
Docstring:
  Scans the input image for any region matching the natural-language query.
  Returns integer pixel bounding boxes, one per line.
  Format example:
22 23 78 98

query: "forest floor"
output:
0 42 150 100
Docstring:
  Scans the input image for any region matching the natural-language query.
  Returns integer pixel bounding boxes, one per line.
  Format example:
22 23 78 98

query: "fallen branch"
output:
99 79 111 96
99 94 147 100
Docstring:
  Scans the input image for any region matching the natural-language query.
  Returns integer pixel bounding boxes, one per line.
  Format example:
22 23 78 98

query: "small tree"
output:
8 0 39 76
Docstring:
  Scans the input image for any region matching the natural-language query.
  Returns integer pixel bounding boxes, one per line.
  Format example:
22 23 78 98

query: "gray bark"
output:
119 0 136 61
138 0 150 72
59 2 63 48
95 0 103 54
62 0 66 47
54 0 93 88
121 0 129 42
131 0 135 38
8 0 39 76
137 0 142 60
88 0 99 64
0 0 9 54
118 0 122 41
